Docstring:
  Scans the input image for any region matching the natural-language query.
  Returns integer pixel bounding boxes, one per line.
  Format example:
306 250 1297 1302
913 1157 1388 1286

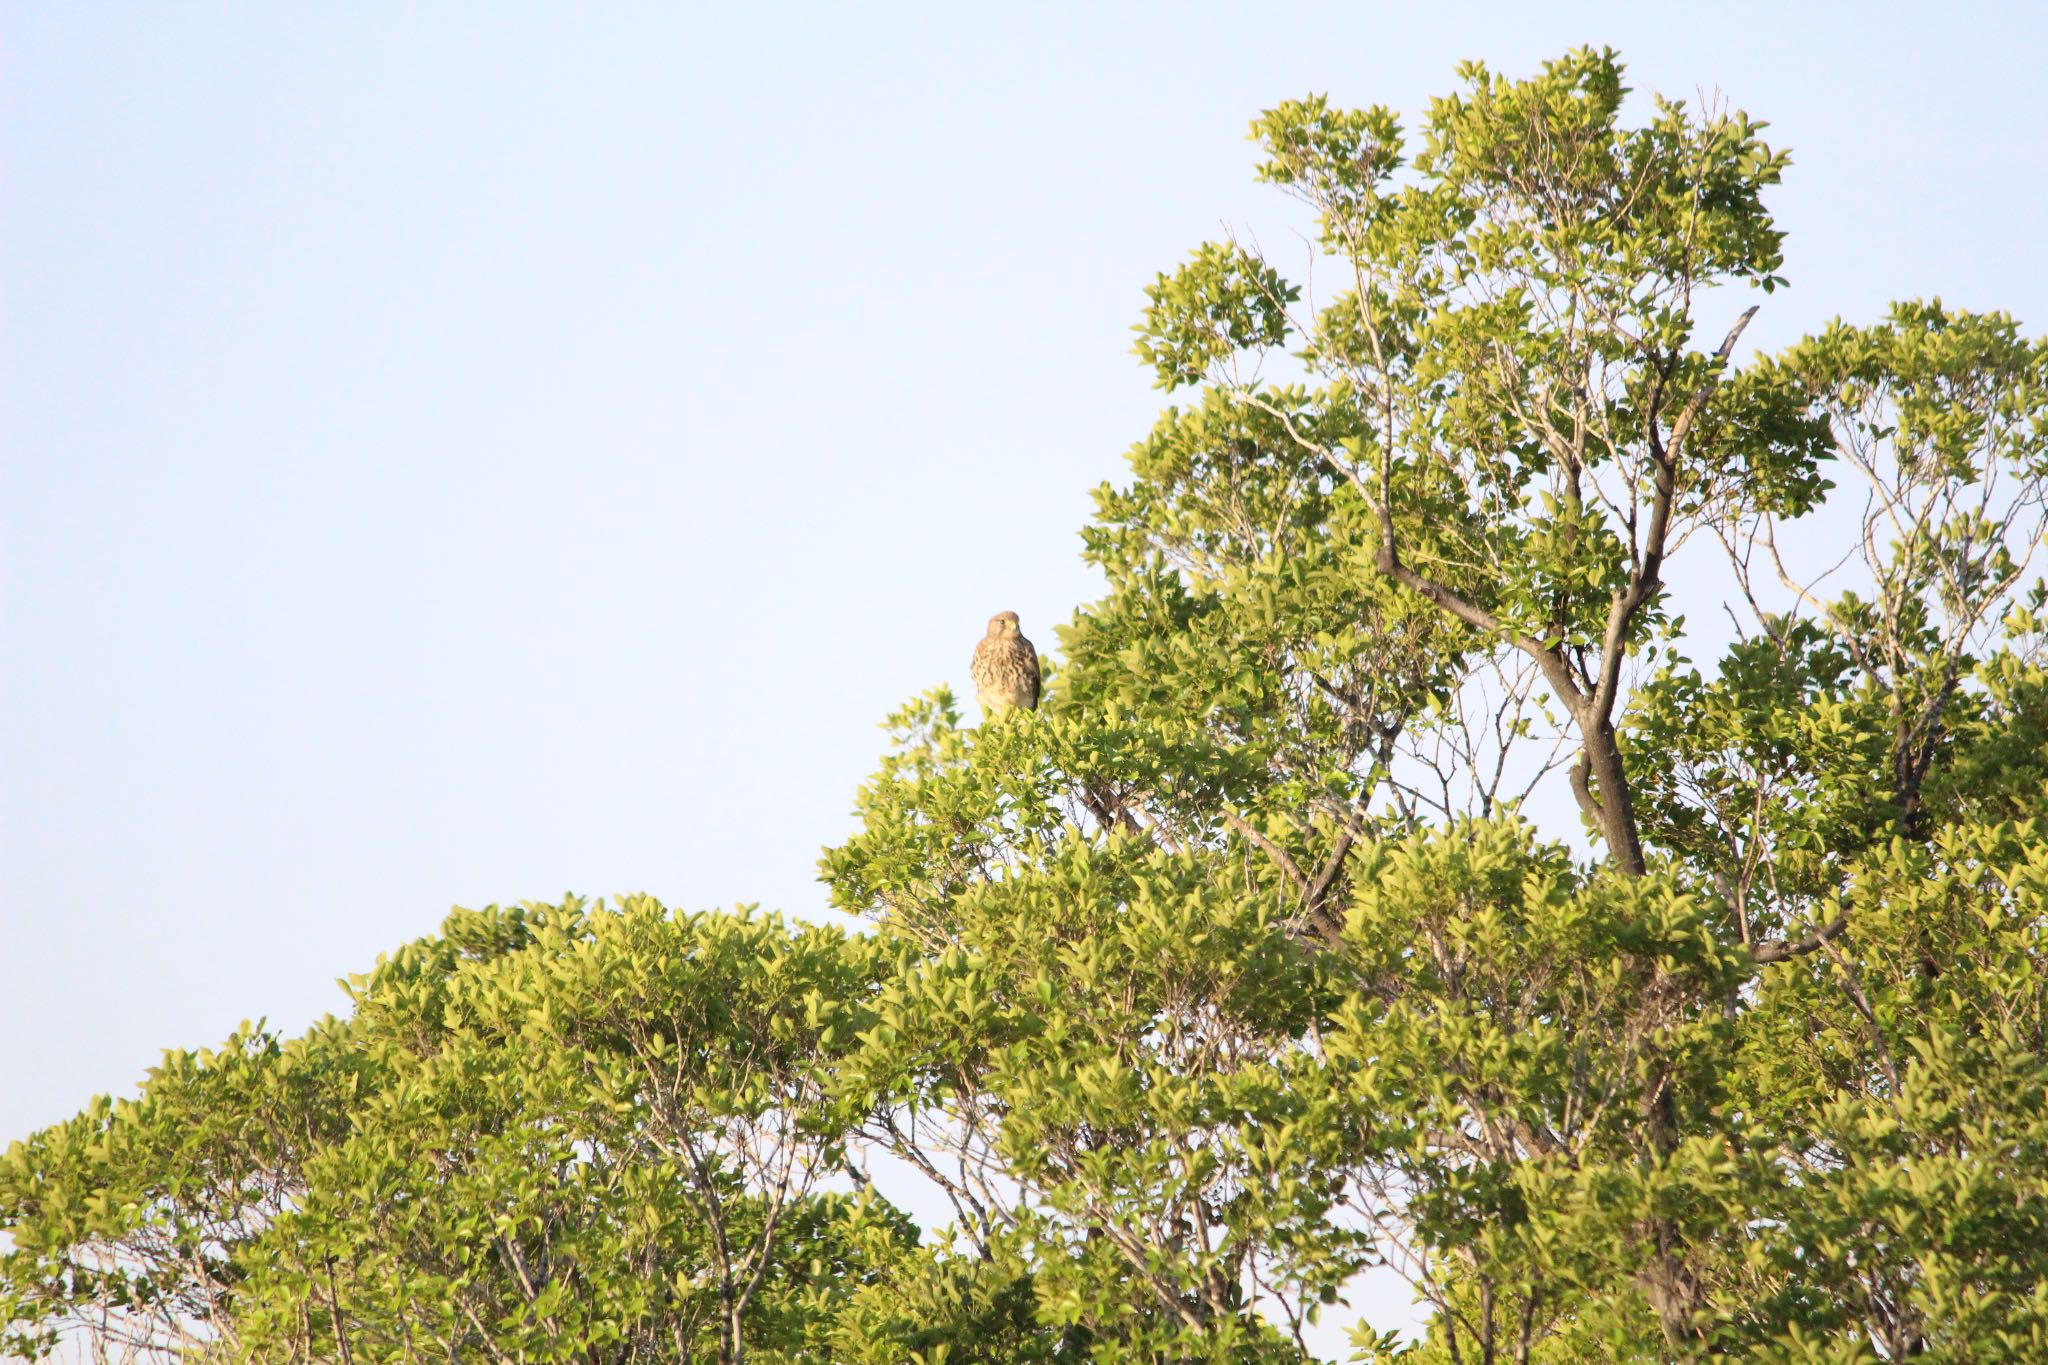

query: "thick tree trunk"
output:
1578 711 1646 877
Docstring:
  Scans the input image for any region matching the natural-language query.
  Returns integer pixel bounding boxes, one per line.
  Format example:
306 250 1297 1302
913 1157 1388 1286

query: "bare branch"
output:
1751 906 1852 964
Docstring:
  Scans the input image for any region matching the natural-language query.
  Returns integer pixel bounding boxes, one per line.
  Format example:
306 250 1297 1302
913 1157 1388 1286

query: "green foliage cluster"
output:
9 48 2048 1363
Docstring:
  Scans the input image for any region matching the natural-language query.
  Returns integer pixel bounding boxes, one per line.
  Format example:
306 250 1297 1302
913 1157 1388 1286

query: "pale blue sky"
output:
5 0 2045 1208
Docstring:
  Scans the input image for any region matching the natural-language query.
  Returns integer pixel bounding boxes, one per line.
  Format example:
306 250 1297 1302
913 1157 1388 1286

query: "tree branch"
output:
1220 809 1309 896
1750 906 1851 964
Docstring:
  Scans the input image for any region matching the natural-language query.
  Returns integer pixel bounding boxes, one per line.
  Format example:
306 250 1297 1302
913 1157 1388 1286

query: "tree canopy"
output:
8 47 2048 1364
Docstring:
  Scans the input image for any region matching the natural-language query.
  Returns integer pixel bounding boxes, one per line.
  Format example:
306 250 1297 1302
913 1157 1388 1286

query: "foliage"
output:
2 904 936 1363
8 46 2048 1364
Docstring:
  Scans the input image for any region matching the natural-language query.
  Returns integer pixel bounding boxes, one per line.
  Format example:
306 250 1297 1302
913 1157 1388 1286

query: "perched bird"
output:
971 611 1041 718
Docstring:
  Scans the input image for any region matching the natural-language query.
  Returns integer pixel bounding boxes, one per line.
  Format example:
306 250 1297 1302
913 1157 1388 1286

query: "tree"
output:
827 47 2048 1361
8 47 2048 1364
2 903 942 1363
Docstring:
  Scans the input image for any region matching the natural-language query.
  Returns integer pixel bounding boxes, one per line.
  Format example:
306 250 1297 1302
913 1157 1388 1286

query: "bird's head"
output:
986 610 1021 637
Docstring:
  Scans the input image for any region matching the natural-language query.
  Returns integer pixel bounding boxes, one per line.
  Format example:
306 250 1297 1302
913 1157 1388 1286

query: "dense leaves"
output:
8 48 2048 1364
2 905 935 1363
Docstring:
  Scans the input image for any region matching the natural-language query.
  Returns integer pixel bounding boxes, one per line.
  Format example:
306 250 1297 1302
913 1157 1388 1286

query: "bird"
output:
970 611 1041 718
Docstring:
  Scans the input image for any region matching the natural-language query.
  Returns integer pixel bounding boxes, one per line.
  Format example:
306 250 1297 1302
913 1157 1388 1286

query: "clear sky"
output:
4 0 2045 1253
